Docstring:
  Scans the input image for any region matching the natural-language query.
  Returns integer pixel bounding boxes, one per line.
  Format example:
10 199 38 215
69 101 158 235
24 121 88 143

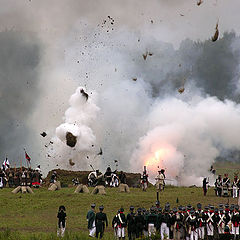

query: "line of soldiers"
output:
0 166 42 188
87 202 240 240
215 174 240 198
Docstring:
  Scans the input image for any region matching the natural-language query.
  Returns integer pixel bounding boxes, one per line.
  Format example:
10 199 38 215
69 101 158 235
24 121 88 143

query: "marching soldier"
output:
127 206 135 240
87 203 96 237
232 175 240 198
95 205 108 239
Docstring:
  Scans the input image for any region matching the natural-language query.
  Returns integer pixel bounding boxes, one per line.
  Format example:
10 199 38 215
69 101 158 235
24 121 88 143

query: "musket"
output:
90 164 95 171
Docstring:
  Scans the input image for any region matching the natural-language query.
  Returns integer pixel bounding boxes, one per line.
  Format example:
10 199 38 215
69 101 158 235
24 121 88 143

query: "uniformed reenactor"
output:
8 170 14 188
116 208 127 239
140 168 148 191
146 207 158 237
186 209 198 240
141 208 148 237
206 206 215 240
95 205 108 239
135 208 144 239
232 176 240 198
196 203 205 240
215 175 223 197
57 205 67 237
222 174 230 197
155 169 165 192
212 208 220 239
223 208 232 240
172 207 183 240
127 206 135 240
231 205 240 239
86 203 96 237
112 210 120 239
161 205 171 239
218 207 225 239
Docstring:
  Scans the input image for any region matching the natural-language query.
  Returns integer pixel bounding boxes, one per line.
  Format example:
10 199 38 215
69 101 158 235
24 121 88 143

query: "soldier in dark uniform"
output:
119 171 127 184
127 206 135 240
142 208 148 237
161 205 171 239
57 205 67 237
195 203 205 240
104 167 112 186
95 205 108 239
146 207 158 237
135 208 144 239
87 203 96 237
202 178 209 196
112 210 120 239
186 209 198 240
231 205 240 240
212 208 220 239
8 169 14 188
172 207 183 240
115 207 127 239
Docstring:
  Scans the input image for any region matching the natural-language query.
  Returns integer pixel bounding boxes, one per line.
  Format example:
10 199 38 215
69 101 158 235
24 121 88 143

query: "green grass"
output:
0 184 239 239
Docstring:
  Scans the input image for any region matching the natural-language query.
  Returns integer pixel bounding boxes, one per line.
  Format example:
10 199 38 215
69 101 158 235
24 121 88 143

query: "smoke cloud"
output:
1 0 240 185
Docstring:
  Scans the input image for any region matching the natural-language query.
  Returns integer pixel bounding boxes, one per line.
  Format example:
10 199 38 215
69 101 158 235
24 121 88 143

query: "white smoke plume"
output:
48 87 100 170
1 0 240 185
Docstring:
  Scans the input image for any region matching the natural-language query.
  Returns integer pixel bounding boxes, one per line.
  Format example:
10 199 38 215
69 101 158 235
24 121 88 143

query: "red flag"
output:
25 151 31 162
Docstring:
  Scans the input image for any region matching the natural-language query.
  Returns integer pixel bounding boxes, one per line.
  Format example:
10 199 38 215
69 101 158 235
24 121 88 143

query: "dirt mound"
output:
45 169 141 187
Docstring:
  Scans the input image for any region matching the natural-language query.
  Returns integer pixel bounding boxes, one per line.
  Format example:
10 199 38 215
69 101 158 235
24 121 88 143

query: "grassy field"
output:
0 183 239 239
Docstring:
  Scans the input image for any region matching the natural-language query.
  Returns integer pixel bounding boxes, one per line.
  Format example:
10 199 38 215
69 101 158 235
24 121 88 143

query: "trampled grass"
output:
0 184 239 239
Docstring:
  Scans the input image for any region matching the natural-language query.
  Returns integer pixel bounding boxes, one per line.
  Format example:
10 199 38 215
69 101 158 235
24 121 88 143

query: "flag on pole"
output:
25 151 31 162
2 158 10 171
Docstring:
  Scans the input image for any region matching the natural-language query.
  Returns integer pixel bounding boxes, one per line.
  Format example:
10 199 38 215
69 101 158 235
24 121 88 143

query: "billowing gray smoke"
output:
1 0 240 185
0 31 41 163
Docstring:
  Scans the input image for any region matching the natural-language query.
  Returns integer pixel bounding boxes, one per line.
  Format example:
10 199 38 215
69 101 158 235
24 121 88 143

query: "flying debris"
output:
150 20 154 24
80 89 89 101
143 53 148 60
178 87 185 94
132 78 137 81
66 132 77 148
142 51 153 60
69 159 75 166
211 22 219 42
97 147 103 155
47 154 51 158
40 132 47 137
180 14 184 17
197 0 203 6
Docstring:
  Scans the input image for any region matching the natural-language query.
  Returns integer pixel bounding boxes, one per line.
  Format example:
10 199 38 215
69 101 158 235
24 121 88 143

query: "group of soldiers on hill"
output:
214 174 240 198
85 202 240 240
0 166 42 188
